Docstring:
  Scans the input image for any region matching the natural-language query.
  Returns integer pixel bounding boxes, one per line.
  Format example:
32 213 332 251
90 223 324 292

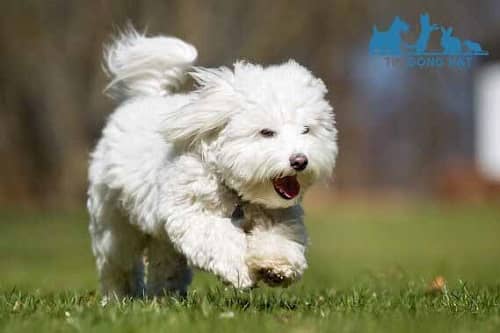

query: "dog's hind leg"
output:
145 238 192 297
88 190 147 299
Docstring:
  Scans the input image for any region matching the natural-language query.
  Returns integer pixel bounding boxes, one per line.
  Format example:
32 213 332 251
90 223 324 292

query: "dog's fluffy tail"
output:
104 27 197 100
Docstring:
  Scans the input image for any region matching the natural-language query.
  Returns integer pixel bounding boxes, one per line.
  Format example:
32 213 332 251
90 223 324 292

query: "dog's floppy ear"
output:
161 66 238 147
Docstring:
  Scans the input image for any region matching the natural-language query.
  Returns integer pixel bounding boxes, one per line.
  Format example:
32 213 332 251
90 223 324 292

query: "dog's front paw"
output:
245 225 308 288
251 261 296 287
256 268 291 287
246 255 306 287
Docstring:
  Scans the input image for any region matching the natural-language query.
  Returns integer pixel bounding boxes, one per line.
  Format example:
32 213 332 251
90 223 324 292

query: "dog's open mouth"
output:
272 175 300 200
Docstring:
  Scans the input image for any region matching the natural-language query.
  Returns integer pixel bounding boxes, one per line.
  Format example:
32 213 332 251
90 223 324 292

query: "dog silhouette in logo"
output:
440 27 461 54
463 40 484 54
369 16 410 55
413 13 439 54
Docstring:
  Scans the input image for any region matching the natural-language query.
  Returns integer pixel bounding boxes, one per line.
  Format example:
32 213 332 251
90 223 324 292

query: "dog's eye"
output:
260 129 276 138
302 126 310 134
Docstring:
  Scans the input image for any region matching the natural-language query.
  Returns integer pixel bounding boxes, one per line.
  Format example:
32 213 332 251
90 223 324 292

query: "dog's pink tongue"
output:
273 175 300 199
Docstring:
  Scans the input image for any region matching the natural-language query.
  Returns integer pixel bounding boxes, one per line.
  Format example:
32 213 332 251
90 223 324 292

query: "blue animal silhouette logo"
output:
369 16 410 55
369 13 488 57
414 13 439 54
463 40 485 53
440 27 461 54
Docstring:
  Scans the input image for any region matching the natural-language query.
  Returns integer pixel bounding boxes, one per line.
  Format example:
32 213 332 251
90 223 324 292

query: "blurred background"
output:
1 0 500 206
0 0 500 291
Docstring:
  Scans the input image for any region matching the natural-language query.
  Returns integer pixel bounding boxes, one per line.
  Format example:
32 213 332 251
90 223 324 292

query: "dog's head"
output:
163 60 337 209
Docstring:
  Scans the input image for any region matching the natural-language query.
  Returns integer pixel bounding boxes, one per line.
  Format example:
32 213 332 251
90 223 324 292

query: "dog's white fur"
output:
88 28 337 297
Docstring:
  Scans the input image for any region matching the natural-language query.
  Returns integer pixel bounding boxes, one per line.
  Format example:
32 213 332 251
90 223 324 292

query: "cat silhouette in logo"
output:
414 13 439 54
463 40 485 54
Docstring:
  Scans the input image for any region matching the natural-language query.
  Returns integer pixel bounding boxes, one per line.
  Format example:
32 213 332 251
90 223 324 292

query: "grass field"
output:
1 201 500 332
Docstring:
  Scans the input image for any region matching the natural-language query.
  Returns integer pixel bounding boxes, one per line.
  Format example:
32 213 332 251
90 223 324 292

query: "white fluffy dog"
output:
87 29 337 298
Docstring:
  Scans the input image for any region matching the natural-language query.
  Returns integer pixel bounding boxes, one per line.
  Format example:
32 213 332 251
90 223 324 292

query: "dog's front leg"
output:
164 212 254 289
243 204 308 287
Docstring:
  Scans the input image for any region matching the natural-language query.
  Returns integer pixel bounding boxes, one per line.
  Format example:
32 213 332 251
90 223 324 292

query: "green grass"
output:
1 202 500 332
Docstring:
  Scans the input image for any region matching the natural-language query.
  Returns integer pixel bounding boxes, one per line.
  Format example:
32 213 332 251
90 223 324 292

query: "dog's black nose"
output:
289 153 308 171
